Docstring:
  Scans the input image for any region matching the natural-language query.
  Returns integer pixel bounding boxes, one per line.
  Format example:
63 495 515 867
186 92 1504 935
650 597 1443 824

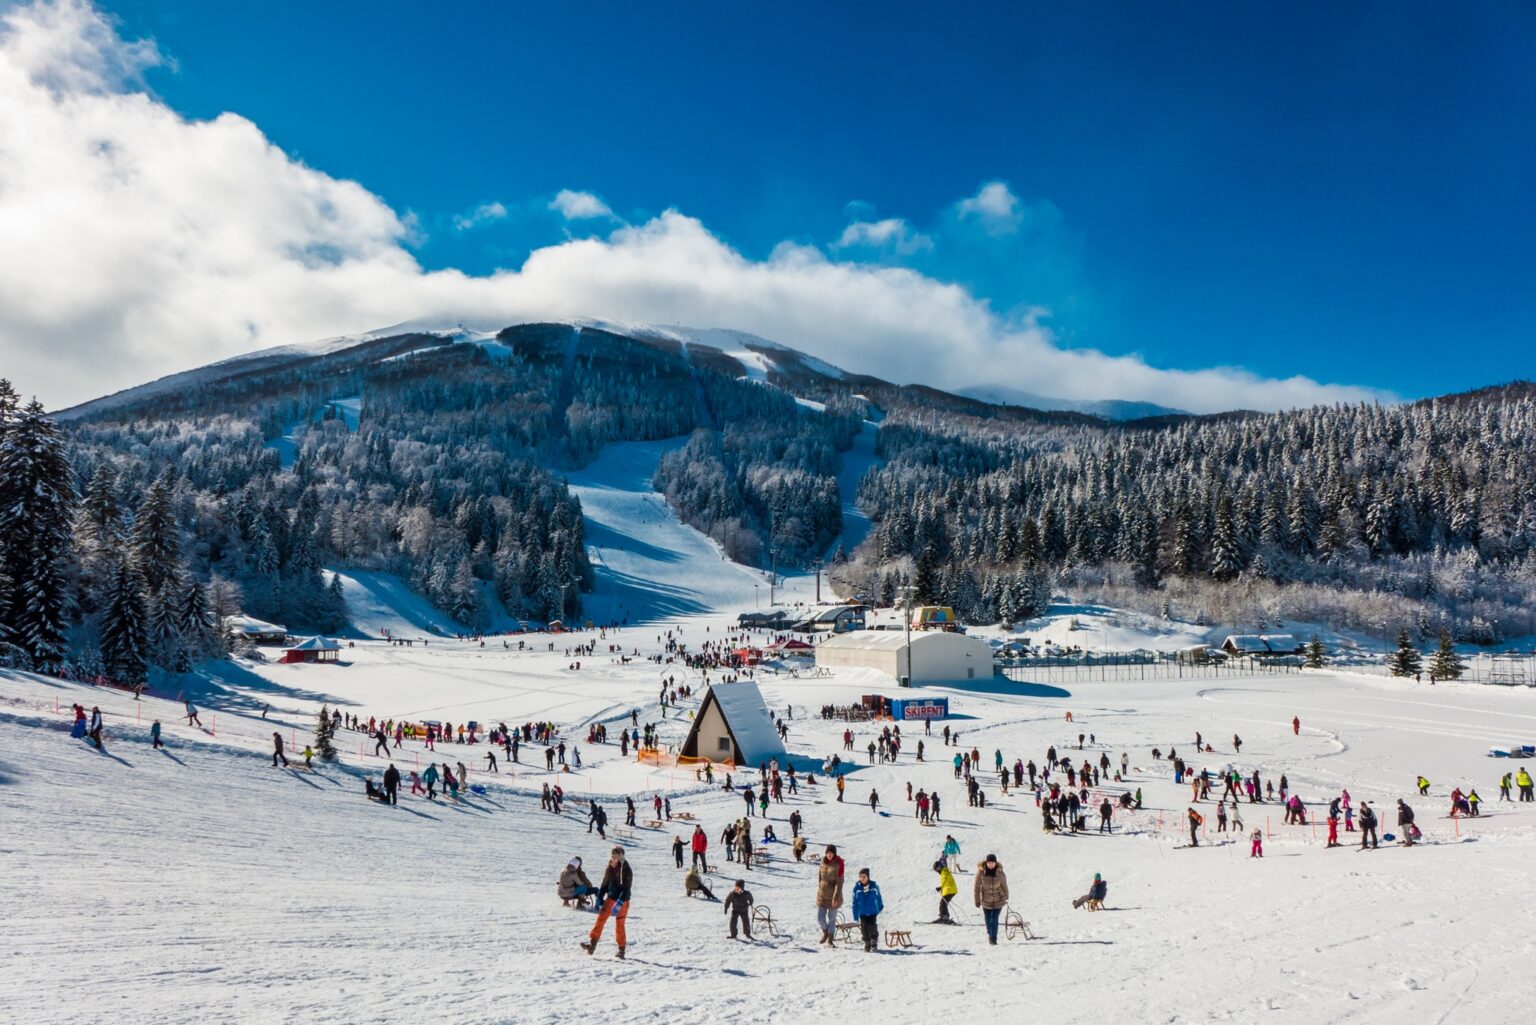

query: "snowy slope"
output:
6 642 1535 1025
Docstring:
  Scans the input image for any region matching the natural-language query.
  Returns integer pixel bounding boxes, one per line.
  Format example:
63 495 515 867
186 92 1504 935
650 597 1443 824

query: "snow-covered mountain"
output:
958 383 1189 421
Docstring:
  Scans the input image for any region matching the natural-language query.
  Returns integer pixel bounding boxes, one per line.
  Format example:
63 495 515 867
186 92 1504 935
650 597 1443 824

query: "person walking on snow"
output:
1396 800 1416 846
383 763 400 805
151 719 163 749
815 845 845 946
581 847 633 959
691 825 709 872
1359 802 1379 848
272 732 289 767
1250 828 1263 858
974 854 1009 945
851 868 884 952
1292 716 1301 736
1417 775 1431 796
1187 806 1203 846
725 880 754 940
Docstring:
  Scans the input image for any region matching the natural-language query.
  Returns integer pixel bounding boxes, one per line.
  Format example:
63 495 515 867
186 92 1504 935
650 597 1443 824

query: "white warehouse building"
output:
816 630 995 685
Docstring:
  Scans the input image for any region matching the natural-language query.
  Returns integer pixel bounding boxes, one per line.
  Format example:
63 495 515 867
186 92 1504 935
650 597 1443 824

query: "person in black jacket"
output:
724 880 754 939
1396 800 1415 846
1358 802 1379 848
581 847 633 959
383 763 401 805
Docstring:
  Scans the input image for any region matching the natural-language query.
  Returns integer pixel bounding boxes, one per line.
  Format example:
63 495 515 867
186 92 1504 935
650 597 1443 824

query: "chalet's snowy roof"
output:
285 635 340 652
817 630 988 653
703 681 787 764
1222 634 1301 653
224 615 287 635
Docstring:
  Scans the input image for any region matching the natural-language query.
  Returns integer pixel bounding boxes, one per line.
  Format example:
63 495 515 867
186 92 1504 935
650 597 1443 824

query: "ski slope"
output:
5 650 1534 1025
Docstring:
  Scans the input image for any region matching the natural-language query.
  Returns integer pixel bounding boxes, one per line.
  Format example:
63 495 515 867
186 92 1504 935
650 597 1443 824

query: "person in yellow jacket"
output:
933 860 958 923
1517 766 1534 802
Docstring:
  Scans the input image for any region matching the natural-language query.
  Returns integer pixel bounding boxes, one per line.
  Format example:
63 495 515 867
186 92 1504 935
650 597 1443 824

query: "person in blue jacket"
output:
851 867 884 952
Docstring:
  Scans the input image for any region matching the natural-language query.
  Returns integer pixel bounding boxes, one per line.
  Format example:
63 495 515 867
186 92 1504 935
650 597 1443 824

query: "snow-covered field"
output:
5 444 1536 1025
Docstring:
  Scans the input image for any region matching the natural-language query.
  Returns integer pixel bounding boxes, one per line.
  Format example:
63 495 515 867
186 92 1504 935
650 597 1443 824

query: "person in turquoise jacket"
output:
942 835 962 872
422 763 439 799
851 868 884 952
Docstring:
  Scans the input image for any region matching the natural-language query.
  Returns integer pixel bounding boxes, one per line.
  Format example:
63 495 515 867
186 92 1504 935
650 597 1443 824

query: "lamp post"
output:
898 584 917 688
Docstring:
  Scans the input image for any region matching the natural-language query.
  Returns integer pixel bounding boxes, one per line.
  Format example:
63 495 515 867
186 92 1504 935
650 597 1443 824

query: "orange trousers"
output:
590 899 629 947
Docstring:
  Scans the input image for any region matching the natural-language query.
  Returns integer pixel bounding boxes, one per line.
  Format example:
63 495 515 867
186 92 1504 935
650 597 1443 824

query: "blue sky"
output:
3 1 1533 406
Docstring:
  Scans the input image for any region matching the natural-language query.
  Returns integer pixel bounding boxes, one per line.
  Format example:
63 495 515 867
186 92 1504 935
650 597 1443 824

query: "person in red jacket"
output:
1292 716 1301 736
690 824 709 872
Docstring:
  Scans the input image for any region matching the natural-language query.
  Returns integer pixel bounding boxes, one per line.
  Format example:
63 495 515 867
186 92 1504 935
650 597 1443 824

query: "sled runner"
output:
884 929 913 948
750 905 779 938
1004 906 1036 940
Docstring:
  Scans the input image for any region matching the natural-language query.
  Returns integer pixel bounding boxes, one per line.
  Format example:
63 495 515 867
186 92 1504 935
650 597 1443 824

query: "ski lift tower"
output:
897 584 918 688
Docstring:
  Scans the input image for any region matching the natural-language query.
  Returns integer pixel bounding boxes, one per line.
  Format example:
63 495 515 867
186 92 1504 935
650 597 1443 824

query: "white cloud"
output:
549 189 614 221
0 1 1386 415
452 201 507 230
956 180 1023 235
833 217 934 255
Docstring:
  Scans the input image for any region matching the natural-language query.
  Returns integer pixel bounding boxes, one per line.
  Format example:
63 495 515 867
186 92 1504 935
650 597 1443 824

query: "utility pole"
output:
898 584 917 688
768 548 777 606
814 558 822 604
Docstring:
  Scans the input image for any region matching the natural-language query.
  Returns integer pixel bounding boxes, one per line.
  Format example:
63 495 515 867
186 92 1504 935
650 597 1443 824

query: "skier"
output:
1250 827 1263 858
1186 806 1203 847
271 732 289 767
851 868 884 952
373 728 390 757
1416 775 1431 796
581 847 633 959
422 762 439 799
973 854 1009 945
150 719 163 749
815 844 845 946
485 749 498 773
934 860 958 923
184 700 202 727
724 879 754 939
1499 772 1513 801
383 762 400 805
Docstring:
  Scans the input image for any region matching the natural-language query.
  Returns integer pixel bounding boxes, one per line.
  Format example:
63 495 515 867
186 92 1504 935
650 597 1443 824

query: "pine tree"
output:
1429 629 1464 681
130 471 182 597
1208 496 1243 581
315 702 337 762
100 561 149 685
0 402 77 672
1304 635 1326 669
1388 628 1423 678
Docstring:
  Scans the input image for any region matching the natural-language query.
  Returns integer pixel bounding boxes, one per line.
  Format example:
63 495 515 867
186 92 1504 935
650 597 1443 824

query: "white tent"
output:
815 629 994 684
679 681 787 767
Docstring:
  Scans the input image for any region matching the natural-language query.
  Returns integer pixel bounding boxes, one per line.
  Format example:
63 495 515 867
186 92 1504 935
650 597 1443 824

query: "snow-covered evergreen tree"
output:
1388 628 1423 678
0 401 77 672
100 561 149 686
1429 630 1464 680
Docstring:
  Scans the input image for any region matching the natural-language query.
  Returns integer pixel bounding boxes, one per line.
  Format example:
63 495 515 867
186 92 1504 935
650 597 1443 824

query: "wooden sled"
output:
1004 907 1037 940
750 905 780 938
884 929 914 948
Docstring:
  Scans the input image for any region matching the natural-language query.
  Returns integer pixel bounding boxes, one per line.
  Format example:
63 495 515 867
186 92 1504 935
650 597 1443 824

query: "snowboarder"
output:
815 845 845 946
973 854 1009 945
725 880 754 939
581 847 633 959
851 868 884 952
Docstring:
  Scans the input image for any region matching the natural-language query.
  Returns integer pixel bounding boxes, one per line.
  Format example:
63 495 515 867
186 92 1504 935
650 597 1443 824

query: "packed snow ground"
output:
6 446 1536 1025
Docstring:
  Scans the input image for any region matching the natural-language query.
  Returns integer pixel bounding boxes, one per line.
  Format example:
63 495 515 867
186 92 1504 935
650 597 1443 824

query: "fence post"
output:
211 714 216 737
1266 815 1271 838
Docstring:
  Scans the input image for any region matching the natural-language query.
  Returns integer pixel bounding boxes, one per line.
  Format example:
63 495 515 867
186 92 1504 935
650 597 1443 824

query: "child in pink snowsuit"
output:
1250 828 1263 858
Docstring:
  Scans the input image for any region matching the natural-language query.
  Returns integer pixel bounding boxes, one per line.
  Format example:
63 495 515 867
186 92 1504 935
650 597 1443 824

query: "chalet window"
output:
717 736 732 753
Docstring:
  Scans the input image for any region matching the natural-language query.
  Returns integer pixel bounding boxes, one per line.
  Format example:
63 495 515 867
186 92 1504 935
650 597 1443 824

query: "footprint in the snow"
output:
1403 977 1426 991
